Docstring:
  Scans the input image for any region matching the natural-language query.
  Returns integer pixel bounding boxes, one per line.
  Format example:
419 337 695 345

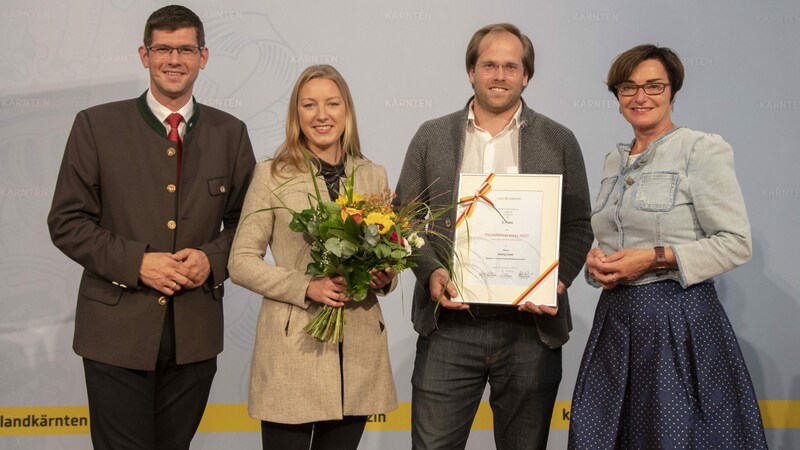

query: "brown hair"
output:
143 5 205 48
465 23 534 79
606 44 684 101
271 64 364 178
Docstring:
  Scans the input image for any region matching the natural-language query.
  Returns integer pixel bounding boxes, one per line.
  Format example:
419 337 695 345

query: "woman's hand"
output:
369 268 395 291
588 247 661 289
603 248 658 284
306 276 350 307
586 247 616 289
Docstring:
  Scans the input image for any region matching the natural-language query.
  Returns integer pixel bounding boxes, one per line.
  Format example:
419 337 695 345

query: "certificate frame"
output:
451 173 562 306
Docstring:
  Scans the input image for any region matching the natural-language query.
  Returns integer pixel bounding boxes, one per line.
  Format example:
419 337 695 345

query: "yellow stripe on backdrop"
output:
0 401 797 435
197 400 800 431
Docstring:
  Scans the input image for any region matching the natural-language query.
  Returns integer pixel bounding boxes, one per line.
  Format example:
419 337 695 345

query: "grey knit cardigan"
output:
394 98 593 348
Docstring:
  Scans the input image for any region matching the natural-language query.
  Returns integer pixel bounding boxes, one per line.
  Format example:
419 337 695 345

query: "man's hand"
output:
139 252 193 296
173 248 211 289
517 281 563 315
429 268 468 310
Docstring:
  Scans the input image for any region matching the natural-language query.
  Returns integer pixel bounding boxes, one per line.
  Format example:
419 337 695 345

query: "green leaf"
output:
375 243 391 258
306 262 324 276
325 237 358 258
318 216 344 238
348 270 372 302
328 228 359 245
289 215 307 233
306 219 319 236
391 249 407 259
364 224 380 247
343 215 360 238
323 201 341 217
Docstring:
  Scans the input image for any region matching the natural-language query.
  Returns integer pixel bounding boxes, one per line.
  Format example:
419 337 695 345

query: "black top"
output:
318 156 347 200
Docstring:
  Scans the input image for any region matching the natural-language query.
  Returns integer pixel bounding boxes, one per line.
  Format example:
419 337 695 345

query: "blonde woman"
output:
228 65 397 450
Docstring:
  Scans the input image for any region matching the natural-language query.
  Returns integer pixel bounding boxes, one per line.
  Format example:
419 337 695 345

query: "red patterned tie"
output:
166 113 183 183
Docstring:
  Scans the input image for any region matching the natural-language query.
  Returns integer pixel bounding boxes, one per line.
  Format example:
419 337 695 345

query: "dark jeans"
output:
83 302 217 450
261 416 368 450
411 307 562 450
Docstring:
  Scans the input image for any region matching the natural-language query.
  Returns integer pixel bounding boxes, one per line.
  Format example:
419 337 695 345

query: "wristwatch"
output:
654 246 669 270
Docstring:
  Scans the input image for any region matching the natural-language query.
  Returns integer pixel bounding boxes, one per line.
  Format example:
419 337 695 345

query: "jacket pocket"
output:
207 177 230 197
78 271 123 306
591 176 618 215
633 171 679 211
284 305 293 336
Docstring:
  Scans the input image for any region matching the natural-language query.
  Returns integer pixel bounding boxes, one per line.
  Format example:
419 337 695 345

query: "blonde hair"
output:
271 64 363 177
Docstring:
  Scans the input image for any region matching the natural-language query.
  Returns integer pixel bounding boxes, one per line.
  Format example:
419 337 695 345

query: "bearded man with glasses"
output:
47 5 255 449
395 23 593 450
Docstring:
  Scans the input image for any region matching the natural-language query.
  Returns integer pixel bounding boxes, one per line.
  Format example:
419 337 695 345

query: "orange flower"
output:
341 206 363 224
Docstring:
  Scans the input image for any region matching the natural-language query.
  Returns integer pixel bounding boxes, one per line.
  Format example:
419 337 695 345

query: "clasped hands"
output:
428 268 563 316
306 268 395 307
586 246 655 289
139 248 211 296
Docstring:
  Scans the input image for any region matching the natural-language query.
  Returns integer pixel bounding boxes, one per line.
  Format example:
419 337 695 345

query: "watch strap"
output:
654 246 669 270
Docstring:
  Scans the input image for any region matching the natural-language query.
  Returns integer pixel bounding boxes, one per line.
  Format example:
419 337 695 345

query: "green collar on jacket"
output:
135 92 201 139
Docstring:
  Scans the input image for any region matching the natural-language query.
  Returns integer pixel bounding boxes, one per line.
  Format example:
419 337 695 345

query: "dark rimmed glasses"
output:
616 82 670 96
146 45 203 57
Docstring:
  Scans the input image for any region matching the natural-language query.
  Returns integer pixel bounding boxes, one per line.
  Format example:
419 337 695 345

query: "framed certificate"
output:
451 173 562 306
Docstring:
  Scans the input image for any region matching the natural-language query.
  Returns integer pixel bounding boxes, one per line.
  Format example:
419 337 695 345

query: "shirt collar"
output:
466 99 522 134
146 89 194 125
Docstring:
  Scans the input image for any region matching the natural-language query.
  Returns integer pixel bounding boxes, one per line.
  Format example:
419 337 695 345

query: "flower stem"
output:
304 305 346 343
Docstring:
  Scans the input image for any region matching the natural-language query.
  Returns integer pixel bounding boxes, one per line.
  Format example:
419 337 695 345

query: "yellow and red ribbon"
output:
511 259 560 306
456 173 495 228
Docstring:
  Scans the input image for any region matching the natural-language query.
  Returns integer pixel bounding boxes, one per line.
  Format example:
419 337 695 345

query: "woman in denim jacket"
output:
568 45 767 449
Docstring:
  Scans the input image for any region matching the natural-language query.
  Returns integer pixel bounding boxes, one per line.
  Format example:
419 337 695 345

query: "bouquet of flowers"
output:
287 166 427 343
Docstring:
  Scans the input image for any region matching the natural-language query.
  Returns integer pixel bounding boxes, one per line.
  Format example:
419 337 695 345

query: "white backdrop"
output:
1 1 798 449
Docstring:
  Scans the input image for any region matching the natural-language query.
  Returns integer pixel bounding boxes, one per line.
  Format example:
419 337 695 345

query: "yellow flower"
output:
336 192 365 207
363 212 395 235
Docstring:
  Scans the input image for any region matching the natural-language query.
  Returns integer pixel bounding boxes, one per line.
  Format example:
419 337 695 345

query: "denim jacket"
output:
589 127 751 288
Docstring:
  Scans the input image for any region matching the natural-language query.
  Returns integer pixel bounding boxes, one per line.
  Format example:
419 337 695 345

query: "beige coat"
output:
228 157 398 424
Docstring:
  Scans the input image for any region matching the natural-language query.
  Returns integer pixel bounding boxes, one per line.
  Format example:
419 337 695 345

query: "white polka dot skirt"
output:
568 281 767 449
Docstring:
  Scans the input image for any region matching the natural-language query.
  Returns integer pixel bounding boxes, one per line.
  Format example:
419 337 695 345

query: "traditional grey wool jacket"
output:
395 98 593 348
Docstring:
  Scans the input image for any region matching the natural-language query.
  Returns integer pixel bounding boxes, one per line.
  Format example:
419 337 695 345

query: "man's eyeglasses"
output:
476 62 522 77
615 82 670 96
146 45 203 57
